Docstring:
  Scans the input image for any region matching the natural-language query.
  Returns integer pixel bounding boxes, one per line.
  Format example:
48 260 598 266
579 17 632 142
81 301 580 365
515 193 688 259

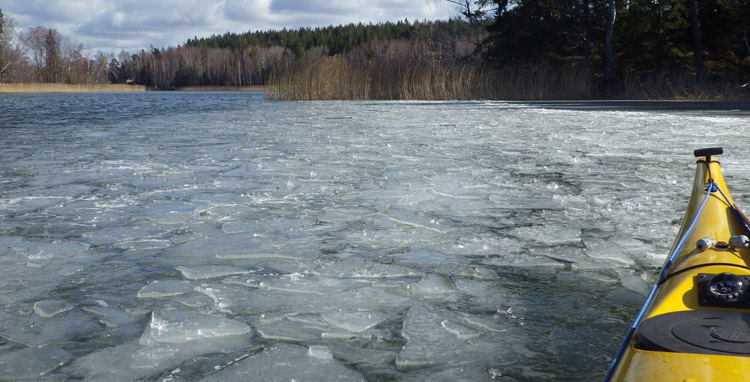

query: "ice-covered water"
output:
1 92 749 381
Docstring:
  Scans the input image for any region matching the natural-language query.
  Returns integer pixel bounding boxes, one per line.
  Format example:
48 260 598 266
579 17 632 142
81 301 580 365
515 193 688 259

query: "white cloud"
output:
223 0 284 25
112 12 126 28
3 0 455 52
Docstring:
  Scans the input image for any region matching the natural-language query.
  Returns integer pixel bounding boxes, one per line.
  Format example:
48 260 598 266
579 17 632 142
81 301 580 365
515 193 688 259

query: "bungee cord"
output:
603 177 715 381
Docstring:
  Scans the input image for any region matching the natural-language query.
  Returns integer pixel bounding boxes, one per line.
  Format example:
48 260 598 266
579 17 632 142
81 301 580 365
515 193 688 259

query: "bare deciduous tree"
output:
20 26 71 83
431 0 492 64
22 26 47 81
0 10 25 82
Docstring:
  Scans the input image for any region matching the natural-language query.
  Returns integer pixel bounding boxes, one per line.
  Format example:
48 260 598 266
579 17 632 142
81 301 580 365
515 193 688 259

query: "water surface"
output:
1 92 749 381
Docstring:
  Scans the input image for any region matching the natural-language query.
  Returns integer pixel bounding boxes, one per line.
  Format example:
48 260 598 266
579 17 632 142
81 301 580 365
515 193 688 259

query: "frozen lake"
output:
1 92 749 381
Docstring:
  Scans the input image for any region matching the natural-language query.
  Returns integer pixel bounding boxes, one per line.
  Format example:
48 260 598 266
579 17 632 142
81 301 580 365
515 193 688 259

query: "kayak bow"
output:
605 147 750 382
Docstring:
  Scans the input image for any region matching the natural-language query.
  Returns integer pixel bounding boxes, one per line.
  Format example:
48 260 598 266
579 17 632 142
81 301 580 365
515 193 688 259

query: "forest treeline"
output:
1 1 749 100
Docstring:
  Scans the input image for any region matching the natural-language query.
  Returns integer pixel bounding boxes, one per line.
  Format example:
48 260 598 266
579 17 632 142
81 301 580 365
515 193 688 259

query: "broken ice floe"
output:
407 274 457 299
321 312 386 333
176 265 250 280
0 308 101 347
0 347 72 381
396 303 510 371
99 309 257 374
33 299 73 318
196 343 365 381
140 310 252 346
137 280 194 299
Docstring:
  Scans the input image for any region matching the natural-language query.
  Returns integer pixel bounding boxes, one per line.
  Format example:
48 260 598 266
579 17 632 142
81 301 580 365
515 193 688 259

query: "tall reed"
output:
270 57 499 100
268 53 747 101
617 72 747 100
269 56 370 100
268 55 597 101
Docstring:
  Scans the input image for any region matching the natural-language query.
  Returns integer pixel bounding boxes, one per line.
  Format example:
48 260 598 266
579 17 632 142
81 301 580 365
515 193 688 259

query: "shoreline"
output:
0 84 745 104
0 84 268 94
520 99 750 112
0 83 146 93
175 85 267 92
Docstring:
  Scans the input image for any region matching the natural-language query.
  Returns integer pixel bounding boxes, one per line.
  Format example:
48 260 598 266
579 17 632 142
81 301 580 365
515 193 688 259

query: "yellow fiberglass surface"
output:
605 148 750 382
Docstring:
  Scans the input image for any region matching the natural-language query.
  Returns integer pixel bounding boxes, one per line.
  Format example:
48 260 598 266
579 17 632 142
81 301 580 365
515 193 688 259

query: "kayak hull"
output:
612 349 750 382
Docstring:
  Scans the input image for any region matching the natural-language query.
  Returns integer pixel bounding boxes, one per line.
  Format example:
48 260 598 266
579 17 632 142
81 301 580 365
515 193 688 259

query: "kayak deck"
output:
606 148 750 381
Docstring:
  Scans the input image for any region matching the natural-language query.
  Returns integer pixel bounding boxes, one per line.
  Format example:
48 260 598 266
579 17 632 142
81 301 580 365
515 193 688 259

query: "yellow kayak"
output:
605 147 750 382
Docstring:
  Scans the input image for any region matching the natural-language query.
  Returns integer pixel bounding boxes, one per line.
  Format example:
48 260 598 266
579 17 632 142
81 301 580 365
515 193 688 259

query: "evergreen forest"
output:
1 0 749 100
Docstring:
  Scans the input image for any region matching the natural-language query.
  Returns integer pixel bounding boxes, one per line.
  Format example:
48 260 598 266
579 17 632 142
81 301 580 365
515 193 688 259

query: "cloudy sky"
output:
3 0 457 54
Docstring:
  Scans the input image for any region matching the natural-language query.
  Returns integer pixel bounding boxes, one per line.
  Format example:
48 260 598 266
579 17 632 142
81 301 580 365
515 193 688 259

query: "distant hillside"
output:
184 19 480 57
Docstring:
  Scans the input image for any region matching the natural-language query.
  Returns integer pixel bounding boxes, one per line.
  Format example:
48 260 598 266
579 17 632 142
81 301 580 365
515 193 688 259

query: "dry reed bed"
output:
617 72 748 100
0 83 146 93
268 55 748 101
269 58 597 101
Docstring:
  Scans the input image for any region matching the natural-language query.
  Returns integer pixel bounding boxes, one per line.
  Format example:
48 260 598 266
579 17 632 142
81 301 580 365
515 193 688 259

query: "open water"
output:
1 92 749 381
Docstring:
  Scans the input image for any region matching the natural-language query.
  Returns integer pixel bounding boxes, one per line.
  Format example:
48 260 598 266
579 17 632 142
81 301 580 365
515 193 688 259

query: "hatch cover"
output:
636 310 750 356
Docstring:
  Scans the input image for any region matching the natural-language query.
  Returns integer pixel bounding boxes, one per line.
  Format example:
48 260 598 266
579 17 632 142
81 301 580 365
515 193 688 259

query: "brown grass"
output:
269 56 750 101
0 83 146 93
268 57 595 101
269 57 498 100
489 64 593 100
616 72 748 100
269 56 371 100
